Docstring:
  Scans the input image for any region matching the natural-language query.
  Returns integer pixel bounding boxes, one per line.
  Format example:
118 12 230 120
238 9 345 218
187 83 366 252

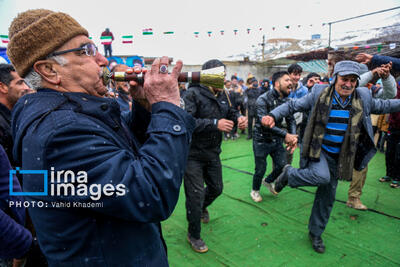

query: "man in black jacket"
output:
250 71 297 202
244 77 262 139
183 59 247 253
0 64 31 166
259 78 270 94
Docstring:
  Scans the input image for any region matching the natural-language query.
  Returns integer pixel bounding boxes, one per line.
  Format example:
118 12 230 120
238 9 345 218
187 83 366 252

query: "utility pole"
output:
328 23 332 48
259 34 266 61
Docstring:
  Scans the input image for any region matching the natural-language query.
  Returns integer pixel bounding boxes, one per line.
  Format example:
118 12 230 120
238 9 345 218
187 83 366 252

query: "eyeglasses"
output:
49 43 98 57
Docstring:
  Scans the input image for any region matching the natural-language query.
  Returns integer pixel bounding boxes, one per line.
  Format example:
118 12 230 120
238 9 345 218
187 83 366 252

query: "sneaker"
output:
187 233 208 253
346 197 367 210
246 135 252 140
275 164 291 193
250 190 262 202
262 179 278 195
379 176 392 182
201 209 210 224
390 180 400 188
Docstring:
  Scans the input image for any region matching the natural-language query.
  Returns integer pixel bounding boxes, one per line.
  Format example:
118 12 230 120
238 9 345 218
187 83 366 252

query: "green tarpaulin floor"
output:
162 135 400 267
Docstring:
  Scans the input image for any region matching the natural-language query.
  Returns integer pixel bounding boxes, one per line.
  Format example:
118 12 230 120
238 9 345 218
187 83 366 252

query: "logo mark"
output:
9 167 48 196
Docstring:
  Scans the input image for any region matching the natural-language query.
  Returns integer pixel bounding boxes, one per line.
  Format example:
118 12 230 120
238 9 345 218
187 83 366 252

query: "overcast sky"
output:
0 0 399 64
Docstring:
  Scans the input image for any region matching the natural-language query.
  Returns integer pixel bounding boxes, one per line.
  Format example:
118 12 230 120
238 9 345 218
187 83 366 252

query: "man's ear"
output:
33 60 61 85
0 81 8 94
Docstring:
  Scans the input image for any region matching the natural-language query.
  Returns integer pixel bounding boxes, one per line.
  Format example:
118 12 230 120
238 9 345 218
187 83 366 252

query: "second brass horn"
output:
102 66 225 89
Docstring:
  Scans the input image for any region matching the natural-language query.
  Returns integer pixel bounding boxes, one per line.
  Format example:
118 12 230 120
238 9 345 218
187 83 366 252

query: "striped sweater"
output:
321 91 352 156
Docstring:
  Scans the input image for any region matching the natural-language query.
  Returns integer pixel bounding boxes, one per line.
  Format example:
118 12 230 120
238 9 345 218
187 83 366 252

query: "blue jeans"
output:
287 150 338 236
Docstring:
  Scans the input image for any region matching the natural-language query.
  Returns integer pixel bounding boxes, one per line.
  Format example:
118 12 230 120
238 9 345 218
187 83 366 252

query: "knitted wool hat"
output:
7 9 88 77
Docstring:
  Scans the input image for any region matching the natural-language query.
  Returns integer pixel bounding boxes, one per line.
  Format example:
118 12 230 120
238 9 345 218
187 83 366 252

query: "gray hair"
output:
24 55 68 90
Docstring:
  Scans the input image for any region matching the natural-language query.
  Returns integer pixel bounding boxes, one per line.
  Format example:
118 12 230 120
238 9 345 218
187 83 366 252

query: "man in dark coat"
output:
0 64 31 166
263 61 400 254
7 9 195 266
259 78 270 94
183 59 247 253
250 71 297 203
244 77 261 139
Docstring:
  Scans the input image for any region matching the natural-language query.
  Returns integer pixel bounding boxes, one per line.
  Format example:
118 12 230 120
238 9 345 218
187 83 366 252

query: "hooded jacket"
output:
12 88 195 267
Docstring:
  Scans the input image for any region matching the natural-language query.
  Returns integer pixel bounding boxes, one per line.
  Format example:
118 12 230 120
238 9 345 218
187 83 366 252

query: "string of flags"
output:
333 43 398 52
1 20 395 45
122 35 133 44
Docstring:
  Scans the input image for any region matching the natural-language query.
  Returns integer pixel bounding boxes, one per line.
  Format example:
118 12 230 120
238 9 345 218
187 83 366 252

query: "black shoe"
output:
274 164 291 193
309 232 325 253
201 208 210 223
246 135 252 140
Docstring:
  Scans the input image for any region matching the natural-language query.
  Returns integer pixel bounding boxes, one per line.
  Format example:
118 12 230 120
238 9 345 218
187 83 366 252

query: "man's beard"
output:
281 89 290 97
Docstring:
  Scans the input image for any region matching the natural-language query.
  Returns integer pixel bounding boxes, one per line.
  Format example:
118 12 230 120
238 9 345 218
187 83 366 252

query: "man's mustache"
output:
341 85 353 91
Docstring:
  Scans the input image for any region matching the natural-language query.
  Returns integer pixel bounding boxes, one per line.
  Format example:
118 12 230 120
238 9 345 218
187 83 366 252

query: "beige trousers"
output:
348 166 368 198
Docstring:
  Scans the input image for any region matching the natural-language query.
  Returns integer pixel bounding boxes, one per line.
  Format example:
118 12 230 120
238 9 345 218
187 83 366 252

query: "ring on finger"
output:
159 64 168 74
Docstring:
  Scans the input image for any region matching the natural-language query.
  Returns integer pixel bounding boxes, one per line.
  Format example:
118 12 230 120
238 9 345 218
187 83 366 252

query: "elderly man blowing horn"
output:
7 9 195 266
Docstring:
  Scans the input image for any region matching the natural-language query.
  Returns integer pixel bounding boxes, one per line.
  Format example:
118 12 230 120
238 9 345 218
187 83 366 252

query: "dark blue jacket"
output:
0 145 32 259
371 55 400 72
12 89 195 266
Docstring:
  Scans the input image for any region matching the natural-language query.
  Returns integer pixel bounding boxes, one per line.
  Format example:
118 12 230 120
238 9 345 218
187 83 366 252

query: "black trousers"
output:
252 139 287 190
247 112 256 137
184 158 223 239
386 128 400 180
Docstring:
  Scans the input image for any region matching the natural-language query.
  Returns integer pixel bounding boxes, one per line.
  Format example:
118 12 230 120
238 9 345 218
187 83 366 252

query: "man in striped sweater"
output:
261 61 400 254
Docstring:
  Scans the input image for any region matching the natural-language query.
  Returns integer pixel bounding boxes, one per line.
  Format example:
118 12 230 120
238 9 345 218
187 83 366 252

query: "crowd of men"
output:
0 8 400 267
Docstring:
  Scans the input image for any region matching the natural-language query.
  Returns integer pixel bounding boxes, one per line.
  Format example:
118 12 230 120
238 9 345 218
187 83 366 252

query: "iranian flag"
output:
142 28 153 35
122 35 133 44
100 36 113 45
1 35 9 44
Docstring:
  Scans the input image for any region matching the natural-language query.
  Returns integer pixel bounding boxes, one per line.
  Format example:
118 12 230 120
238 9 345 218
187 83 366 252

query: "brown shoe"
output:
187 233 208 253
346 197 367 210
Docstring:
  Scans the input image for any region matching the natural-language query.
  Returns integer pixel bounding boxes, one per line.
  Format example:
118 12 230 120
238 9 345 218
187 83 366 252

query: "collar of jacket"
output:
0 102 11 124
271 87 282 99
12 88 123 141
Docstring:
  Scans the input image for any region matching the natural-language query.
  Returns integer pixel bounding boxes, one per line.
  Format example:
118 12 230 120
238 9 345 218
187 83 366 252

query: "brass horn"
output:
102 66 225 89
